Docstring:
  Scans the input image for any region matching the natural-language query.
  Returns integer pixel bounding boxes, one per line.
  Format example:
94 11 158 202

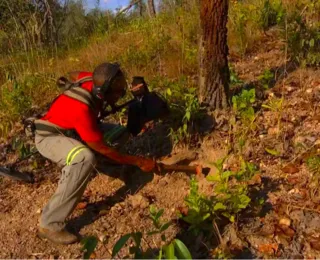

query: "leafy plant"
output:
229 64 243 88
112 205 192 259
232 88 256 124
286 5 320 67
259 0 285 31
258 69 274 89
182 177 213 233
164 79 204 145
11 137 36 159
262 97 283 112
182 157 257 232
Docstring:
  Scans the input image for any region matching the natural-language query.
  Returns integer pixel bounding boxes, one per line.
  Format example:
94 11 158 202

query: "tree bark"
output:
199 0 230 110
147 0 156 17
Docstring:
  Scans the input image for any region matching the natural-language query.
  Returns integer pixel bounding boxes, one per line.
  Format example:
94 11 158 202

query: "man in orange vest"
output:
34 62 156 244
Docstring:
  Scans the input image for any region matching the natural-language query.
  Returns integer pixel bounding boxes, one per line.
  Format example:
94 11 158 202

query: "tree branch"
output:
115 0 142 17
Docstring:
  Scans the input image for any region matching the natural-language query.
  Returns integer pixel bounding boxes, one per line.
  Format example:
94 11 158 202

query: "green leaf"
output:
112 233 131 257
173 239 192 259
262 104 272 110
161 234 166 242
206 174 221 182
33 160 38 169
167 88 172 96
310 38 315 48
131 232 142 248
160 221 172 232
164 243 175 259
158 247 163 260
265 147 280 156
81 236 98 259
213 202 227 211
156 209 165 221
221 171 234 181
185 111 191 121
201 213 211 221
150 204 157 215
238 194 251 209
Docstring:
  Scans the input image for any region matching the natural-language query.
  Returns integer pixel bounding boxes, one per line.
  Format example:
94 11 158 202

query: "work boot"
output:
37 227 79 245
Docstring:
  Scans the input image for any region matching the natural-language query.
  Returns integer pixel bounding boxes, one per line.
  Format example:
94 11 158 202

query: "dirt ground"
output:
1 30 320 258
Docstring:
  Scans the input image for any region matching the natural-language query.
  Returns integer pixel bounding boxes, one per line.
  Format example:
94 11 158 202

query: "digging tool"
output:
157 162 210 176
0 166 34 183
158 163 202 174
0 151 36 183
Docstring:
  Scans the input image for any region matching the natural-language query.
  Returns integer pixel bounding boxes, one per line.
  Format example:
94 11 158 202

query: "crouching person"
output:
34 62 156 244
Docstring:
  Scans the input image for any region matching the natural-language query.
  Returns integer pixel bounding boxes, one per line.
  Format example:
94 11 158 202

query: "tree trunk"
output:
147 0 156 17
138 0 143 16
199 0 230 110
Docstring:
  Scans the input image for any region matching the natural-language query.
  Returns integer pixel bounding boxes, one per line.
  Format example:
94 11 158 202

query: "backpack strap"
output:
63 86 96 112
56 75 95 111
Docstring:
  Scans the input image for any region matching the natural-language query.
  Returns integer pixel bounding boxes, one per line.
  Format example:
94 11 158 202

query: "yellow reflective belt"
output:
66 145 87 166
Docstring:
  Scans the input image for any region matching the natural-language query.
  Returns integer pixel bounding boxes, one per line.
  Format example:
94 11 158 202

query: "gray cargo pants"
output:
35 123 128 231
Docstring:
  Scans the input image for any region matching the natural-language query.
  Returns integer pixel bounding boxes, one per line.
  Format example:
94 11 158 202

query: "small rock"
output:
285 86 294 92
279 218 291 227
294 136 305 145
306 88 313 93
36 208 42 214
158 178 168 187
268 127 279 136
305 136 316 143
98 234 106 242
128 194 149 209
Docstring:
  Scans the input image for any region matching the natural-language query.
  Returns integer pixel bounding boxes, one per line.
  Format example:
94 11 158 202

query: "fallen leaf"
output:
76 202 87 210
248 174 262 185
268 127 280 136
258 243 278 255
177 206 188 216
282 164 299 174
310 238 320 251
287 176 300 185
277 224 295 237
